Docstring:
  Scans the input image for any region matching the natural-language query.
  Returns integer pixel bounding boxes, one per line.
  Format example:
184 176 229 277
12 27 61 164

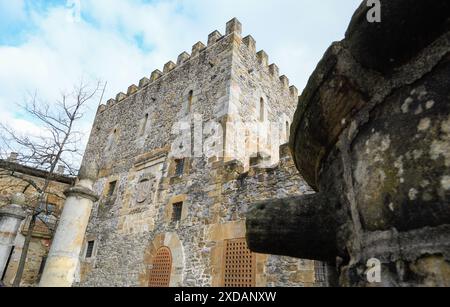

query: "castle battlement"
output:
100 18 298 113
69 17 318 289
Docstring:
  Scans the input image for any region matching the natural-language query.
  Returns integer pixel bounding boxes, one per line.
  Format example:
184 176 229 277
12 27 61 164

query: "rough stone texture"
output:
75 19 320 287
248 0 450 287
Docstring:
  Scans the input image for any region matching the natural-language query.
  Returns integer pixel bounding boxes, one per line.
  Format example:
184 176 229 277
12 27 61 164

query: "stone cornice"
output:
64 186 99 202
0 204 27 220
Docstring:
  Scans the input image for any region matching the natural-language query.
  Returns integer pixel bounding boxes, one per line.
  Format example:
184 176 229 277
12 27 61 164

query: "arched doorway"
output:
142 232 184 287
148 247 172 287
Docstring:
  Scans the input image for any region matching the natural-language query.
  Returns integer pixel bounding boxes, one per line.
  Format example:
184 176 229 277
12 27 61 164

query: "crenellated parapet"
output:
98 18 299 113
208 31 223 46
127 84 139 95
242 35 256 54
226 18 242 36
177 52 190 65
150 69 162 82
163 61 176 73
232 40 295 98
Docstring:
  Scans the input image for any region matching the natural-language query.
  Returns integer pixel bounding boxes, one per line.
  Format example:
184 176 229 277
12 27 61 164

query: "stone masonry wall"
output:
78 147 317 287
77 19 318 287
225 32 298 167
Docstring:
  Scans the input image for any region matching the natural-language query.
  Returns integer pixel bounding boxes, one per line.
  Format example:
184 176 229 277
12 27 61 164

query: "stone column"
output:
0 193 27 278
39 162 98 287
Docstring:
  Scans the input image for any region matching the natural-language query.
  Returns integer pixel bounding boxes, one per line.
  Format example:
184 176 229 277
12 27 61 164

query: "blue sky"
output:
0 0 361 151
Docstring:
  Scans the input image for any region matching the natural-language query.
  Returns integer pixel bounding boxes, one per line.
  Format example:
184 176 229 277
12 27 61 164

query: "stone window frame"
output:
82 236 98 263
255 94 270 125
138 113 150 138
105 126 120 152
107 180 117 197
171 202 183 222
164 195 188 226
168 158 191 179
99 176 120 208
174 159 185 177
259 98 265 122
182 87 199 115
85 241 95 258
187 90 194 114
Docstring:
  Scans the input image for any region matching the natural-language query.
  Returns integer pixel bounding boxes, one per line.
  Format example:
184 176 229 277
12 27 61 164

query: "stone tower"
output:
247 1 450 287
59 18 319 287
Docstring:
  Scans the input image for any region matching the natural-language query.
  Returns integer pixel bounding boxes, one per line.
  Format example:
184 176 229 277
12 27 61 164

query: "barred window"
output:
314 261 327 283
172 202 183 222
107 181 117 197
175 159 185 177
86 241 95 258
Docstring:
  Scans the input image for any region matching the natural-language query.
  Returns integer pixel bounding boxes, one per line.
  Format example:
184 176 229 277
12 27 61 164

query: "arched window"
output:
149 247 172 287
140 114 149 137
106 128 118 151
259 98 265 122
187 90 194 113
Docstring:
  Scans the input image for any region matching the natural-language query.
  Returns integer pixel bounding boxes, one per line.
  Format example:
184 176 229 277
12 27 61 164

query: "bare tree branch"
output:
0 80 102 287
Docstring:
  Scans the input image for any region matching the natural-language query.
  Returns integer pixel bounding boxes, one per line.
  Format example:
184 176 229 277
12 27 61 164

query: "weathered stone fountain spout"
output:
247 194 338 263
247 0 450 286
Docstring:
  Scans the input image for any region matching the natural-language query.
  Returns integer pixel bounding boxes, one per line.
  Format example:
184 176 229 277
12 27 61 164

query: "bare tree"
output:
0 81 102 287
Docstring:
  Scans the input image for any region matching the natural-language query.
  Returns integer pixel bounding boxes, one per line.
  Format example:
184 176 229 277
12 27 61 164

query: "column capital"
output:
64 186 99 202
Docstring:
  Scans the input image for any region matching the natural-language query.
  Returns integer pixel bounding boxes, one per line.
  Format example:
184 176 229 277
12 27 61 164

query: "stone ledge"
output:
0 204 27 220
64 186 99 202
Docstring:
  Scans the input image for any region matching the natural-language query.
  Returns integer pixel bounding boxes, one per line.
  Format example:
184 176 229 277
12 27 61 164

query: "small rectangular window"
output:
175 159 185 177
86 241 95 258
259 98 265 122
108 181 117 197
172 202 183 222
140 114 149 137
